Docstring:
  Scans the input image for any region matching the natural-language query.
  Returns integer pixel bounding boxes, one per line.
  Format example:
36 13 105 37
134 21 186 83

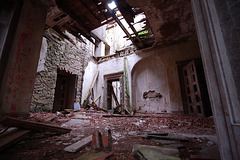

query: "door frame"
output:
104 72 124 110
53 70 77 112
191 0 240 159
183 60 204 116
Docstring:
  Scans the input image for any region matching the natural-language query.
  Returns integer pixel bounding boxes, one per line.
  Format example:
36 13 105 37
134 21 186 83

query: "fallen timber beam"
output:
0 129 30 152
0 117 71 134
110 84 119 106
114 104 123 113
83 70 99 109
64 135 92 153
88 104 108 113
102 114 172 118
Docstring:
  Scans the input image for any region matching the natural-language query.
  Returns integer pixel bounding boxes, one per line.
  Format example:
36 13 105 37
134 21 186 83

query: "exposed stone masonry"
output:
30 29 93 112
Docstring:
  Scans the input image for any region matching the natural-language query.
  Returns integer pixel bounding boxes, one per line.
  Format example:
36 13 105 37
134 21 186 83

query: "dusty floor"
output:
0 110 219 160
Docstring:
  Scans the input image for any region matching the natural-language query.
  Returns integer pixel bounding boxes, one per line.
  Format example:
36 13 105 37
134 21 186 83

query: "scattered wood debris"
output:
64 135 92 153
0 112 217 160
87 104 108 113
142 133 188 142
75 151 113 160
82 70 99 109
0 116 71 134
0 129 31 152
190 154 220 160
113 104 123 113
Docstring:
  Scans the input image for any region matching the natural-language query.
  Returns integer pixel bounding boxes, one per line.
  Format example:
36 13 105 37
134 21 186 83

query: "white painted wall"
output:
81 61 98 105
82 40 201 112
132 57 170 113
37 37 47 72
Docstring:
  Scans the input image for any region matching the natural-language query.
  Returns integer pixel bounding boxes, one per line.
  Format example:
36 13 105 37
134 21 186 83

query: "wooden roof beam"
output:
79 0 102 25
106 7 139 49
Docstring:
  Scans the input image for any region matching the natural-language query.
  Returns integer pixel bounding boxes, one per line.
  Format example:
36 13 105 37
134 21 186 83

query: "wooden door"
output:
53 73 77 112
53 75 69 112
183 60 204 116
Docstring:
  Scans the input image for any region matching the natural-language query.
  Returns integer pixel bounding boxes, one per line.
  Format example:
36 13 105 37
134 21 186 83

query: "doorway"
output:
105 72 124 110
53 70 77 112
178 59 212 117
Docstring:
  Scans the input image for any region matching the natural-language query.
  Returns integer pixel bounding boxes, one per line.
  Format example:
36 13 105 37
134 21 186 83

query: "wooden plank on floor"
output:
0 116 71 134
75 151 113 160
64 135 92 152
190 154 220 160
143 134 188 142
0 129 30 152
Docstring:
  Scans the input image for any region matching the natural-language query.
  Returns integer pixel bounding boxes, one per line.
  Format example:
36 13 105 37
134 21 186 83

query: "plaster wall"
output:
81 61 98 105
92 25 106 57
130 40 201 113
0 0 47 115
83 40 201 113
132 57 170 113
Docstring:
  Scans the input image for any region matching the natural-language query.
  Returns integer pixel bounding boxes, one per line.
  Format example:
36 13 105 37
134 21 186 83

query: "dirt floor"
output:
0 110 219 160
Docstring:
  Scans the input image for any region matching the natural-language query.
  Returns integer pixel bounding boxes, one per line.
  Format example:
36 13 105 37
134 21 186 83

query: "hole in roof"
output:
108 1 117 10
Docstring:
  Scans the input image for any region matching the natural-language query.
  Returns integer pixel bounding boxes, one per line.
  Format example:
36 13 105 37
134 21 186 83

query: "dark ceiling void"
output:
52 0 155 49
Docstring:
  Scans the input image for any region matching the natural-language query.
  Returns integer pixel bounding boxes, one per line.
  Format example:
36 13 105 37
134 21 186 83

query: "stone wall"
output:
30 29 93 112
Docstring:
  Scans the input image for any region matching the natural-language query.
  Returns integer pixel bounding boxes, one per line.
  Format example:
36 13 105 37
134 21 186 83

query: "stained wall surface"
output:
82 39 201 113
132 58 170 113
0 0 47 115
131 40 201 113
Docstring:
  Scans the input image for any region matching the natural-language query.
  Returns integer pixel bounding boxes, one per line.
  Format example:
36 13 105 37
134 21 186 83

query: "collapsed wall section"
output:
30 29 92 112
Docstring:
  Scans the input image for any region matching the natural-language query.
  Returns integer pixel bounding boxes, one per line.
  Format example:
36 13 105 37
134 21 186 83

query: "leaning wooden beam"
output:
0 129 31 152
102 114 171 118
83 70 99 109
94 95 101 103
110 84 119 106
88 104 108 113
114 104 123 113
0 117 71 134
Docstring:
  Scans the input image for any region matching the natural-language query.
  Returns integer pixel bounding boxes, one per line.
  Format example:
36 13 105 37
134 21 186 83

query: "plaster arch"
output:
131 57 170 113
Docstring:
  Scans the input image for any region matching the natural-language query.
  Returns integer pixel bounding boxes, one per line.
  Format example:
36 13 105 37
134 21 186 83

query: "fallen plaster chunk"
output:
64 135 92 152
132 144 180 160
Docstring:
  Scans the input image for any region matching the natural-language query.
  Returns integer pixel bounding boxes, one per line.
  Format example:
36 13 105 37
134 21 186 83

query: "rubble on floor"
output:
0 111 219 159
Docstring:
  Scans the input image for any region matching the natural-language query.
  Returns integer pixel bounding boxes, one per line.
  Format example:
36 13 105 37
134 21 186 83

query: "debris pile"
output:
0 111 219 159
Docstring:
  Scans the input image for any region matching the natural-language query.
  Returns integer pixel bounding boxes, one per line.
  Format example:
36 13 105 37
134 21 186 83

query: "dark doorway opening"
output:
177 59 212 117
53 70 77 112
105 73 124 110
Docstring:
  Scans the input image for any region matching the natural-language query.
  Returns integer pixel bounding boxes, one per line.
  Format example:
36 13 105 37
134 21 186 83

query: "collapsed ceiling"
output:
45 0 196 50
